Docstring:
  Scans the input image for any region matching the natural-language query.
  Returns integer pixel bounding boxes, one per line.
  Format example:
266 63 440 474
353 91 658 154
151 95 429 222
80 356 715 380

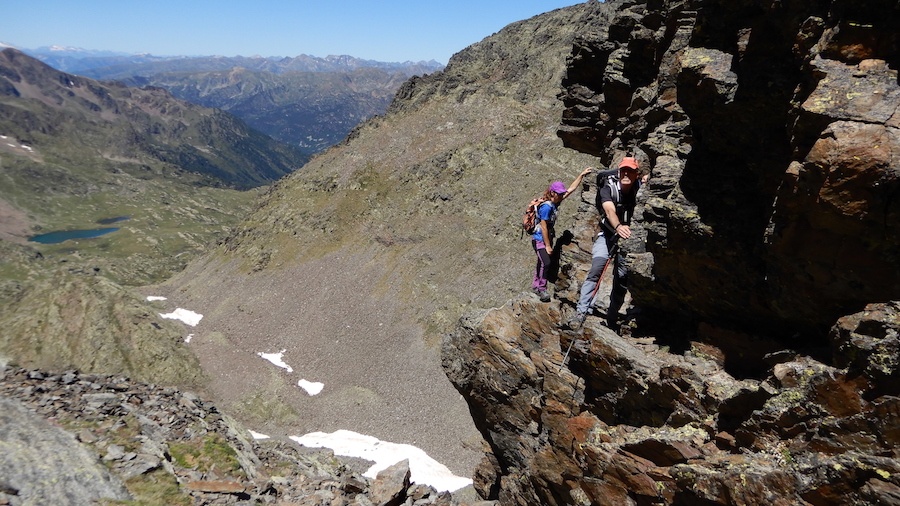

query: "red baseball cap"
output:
618 157 639 170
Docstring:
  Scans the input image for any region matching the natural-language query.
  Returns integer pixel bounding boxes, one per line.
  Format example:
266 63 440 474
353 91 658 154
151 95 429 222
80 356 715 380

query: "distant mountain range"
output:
0 48 305 189
116 67 412 153
18 44 444 77
4 44 445 154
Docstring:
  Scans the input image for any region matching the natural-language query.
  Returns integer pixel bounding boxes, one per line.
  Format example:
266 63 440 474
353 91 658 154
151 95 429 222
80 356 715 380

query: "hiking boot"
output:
605 317 620 333
564 311 587 330
533 288 551 302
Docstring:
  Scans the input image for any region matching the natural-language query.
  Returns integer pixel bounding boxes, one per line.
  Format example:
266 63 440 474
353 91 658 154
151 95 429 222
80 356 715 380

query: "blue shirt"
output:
532 201 557 244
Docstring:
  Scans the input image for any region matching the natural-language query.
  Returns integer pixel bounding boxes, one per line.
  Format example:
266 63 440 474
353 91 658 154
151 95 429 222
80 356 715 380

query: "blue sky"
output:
1 1 584 64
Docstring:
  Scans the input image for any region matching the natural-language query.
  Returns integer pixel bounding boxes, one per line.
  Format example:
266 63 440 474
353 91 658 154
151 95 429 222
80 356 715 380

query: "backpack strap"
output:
600 176 621 234
607 175 620 206
537 199 554 217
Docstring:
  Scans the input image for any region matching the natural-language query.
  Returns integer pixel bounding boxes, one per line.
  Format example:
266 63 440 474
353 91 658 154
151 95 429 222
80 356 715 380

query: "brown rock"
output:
370 459 410 506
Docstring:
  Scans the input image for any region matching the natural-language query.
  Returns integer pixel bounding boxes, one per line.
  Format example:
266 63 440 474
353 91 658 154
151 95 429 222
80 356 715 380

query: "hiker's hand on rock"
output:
581 167 593 177
617 225 632 239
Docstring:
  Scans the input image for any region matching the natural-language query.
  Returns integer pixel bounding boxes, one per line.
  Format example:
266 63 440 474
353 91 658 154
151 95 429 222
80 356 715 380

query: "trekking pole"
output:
561 241 621 367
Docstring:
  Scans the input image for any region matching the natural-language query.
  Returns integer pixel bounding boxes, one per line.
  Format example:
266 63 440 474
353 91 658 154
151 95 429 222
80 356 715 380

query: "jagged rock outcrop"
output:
443 298 899 504
557 0 900 337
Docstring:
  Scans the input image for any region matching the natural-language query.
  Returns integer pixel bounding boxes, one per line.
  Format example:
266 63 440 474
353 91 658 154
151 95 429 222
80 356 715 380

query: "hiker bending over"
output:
532 167 593 302
569 157 643 329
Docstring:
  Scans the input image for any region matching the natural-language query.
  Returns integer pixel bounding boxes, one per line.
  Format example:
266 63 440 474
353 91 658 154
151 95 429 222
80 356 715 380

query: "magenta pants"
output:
532 240 551 291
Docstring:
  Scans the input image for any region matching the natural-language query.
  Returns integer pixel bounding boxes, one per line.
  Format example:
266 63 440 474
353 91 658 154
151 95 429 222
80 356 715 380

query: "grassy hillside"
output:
0 48 304 388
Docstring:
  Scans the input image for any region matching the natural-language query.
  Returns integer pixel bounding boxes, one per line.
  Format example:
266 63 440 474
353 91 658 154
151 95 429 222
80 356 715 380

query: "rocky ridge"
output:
556 0 900 337
441 0 900 504
444 297 899 504
0 366 492 506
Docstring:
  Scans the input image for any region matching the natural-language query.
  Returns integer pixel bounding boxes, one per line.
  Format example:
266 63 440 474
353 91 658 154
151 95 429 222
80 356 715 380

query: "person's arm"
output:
563 167 593 199
603 201 632 239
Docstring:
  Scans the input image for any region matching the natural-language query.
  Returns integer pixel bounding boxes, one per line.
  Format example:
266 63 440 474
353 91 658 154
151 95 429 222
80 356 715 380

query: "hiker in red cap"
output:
531 167 593 302
568 157 644 329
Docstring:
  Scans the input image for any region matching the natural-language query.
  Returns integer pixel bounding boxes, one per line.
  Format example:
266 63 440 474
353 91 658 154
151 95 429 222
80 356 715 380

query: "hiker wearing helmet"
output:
568 157 643 329
531 167 593 302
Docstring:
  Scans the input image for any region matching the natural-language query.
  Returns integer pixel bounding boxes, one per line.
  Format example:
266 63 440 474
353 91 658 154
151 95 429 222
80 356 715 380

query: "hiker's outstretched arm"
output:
564 167 593 199
603 201 632 239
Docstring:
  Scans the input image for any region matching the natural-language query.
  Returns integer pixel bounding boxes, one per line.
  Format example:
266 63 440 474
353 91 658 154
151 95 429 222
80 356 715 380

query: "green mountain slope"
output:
0 48 307 388
0 48 307 189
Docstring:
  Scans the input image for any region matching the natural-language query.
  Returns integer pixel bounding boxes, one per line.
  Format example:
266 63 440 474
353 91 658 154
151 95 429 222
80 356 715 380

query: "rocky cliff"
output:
443 0 900 504
556 0 899 338
445 298 899 505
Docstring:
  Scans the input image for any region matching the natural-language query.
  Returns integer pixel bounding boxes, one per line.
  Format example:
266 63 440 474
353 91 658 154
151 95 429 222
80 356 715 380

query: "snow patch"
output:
297 379 324 396
290 430 472 493
257 350 293 373
159 308 203 326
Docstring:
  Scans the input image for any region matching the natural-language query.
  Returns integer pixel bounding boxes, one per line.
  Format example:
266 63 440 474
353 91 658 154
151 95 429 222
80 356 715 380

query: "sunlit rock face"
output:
557 0 900 337
443 297 900 505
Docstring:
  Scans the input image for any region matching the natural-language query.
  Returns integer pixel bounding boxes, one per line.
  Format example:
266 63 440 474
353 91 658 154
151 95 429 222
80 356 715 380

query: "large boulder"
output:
0 396 131 504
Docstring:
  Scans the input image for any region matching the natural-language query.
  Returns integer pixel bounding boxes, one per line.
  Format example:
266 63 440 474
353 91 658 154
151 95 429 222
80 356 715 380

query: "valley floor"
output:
149 254 486 486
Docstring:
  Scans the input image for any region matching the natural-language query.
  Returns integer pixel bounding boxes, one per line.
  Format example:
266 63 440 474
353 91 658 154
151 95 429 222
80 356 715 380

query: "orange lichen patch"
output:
567 413 598 444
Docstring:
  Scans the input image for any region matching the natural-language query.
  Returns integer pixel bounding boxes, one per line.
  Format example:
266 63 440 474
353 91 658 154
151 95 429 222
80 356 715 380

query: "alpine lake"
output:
28 216 130 244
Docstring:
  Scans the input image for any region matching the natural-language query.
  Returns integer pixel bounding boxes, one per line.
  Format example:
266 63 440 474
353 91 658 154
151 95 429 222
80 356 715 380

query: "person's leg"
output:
532 240 551 300
532 243 544 290
606 251 628 326
575 235 610 315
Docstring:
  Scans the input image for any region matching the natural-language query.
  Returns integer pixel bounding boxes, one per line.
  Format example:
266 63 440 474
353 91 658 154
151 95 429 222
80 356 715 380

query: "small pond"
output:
29 227 121 244
28 216 130 244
